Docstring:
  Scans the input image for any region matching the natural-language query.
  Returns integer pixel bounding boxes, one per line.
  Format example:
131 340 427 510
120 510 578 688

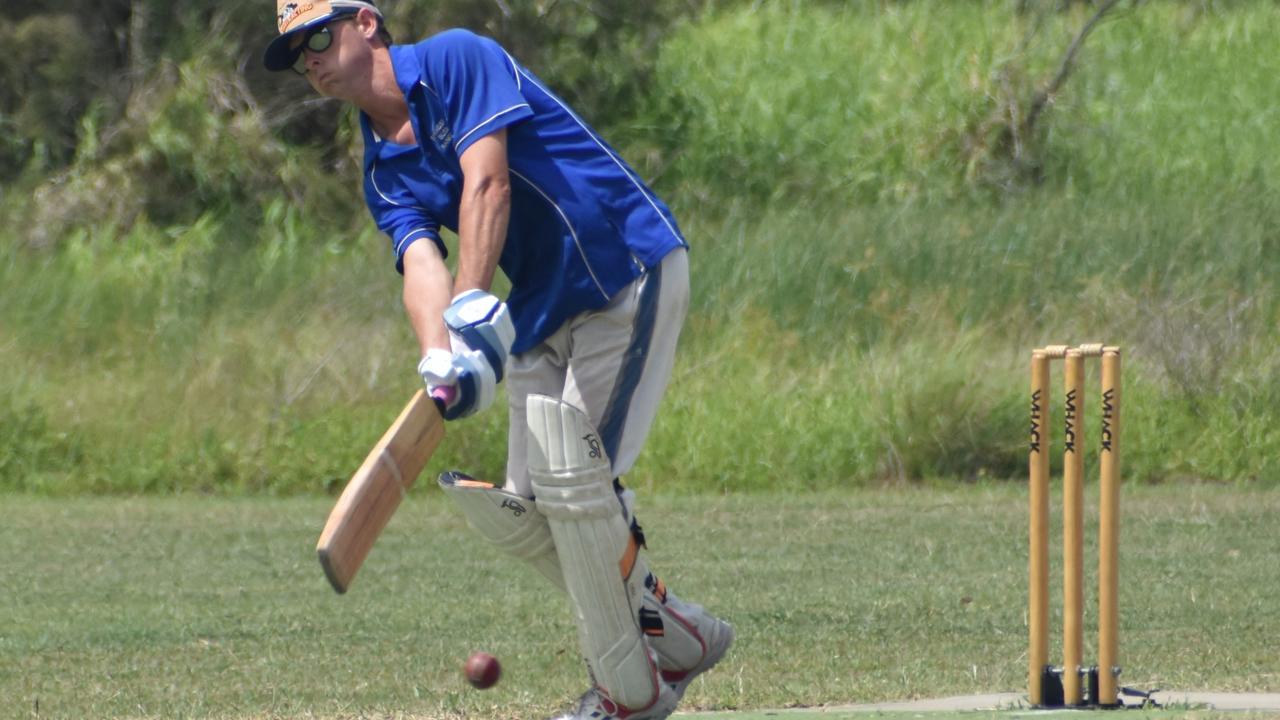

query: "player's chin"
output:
308 72 340 97
309 76 332 95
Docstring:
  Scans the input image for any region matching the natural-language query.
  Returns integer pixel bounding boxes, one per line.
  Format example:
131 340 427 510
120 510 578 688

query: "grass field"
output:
4 483 1278 719
681 711 1279 720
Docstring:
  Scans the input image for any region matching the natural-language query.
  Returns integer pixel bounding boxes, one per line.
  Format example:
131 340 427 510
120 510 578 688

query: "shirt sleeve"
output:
421 30 535 157
363 163 446 274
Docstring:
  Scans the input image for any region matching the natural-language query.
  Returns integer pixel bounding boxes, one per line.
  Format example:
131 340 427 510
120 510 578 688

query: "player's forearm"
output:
455 131 512 294
401 241 454 356
455 172 510 294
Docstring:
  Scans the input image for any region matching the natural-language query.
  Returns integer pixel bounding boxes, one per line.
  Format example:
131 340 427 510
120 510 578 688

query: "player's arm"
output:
401 239 454 357
403 239 473 415
410 129 516 420
454 128 511 294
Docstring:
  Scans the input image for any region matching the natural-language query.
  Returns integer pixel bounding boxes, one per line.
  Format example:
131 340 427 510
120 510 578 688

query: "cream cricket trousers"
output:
504 248 689 498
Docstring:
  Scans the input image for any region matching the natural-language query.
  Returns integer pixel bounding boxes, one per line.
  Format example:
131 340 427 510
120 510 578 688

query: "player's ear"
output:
355 7 381 40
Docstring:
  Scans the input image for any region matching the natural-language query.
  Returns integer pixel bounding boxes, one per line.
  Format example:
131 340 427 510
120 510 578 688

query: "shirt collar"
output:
389 44 420 97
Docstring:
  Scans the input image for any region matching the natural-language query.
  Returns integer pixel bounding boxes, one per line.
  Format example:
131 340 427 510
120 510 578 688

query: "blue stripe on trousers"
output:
598 262 663 469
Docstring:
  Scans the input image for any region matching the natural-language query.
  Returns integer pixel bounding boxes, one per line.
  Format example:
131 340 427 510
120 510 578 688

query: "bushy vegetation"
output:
2 1 1277 494
0 0 696 251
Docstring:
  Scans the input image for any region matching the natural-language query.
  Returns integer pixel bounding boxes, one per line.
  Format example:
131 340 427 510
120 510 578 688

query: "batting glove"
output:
443 290 515 383
418 346 495 421
418 348 458 395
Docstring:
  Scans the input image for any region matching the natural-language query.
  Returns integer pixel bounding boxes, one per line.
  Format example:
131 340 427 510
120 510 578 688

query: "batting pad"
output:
439 474 714 678
526 395 660 710
437 471 565 590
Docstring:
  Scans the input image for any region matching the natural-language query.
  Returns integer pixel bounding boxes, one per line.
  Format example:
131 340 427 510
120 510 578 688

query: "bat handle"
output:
430 385 457 414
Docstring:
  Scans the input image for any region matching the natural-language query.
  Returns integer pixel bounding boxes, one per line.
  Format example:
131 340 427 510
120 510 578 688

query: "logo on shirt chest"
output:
430 119 453 153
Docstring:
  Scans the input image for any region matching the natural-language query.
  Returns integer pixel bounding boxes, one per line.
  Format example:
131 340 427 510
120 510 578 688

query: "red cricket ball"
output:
464 651 501 689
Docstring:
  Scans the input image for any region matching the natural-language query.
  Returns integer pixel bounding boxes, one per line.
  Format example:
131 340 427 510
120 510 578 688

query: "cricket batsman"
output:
262 2 734 718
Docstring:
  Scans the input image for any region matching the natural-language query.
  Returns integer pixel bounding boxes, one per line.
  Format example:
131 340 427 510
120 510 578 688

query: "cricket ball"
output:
464 651 501 689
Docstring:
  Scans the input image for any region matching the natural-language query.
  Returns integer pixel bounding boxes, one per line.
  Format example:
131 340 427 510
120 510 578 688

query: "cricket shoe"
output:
644 580 735 701
548 683 679 720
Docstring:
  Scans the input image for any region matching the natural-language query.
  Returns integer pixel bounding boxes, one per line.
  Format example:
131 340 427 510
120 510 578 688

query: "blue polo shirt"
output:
361 29 688 354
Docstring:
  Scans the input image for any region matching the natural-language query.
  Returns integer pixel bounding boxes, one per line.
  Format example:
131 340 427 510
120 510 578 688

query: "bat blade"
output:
317 390 446 594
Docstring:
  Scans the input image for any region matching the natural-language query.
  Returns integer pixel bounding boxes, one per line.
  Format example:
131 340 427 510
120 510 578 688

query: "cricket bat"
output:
316 389 449 594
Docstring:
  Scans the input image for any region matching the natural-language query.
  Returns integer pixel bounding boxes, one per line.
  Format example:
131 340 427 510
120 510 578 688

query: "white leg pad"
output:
438 472 713 677
526 395 660 711
437 472 566 590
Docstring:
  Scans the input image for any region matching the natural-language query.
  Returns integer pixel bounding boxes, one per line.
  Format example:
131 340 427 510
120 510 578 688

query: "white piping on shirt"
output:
395 227 436 258
507 52 684 246
505 52 523 91
455 103 532 151
509 168 609 300
369 156 435 257
417 78 529 154
369 157 427 210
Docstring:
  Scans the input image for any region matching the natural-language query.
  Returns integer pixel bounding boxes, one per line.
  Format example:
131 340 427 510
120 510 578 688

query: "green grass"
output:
3 1 1280 493
684 712 1278 720
4 192 1279 493
0 213 512 494
652 1 1280 204
686 707 1274 712
4 484 1278 719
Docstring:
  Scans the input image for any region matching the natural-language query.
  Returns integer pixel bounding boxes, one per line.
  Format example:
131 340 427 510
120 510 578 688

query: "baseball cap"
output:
263 0 383 72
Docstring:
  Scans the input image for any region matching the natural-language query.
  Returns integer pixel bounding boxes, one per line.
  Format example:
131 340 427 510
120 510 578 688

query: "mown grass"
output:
683 709 1280 720
1 1 1278 493
701 707 1280 712
3 484 1278 719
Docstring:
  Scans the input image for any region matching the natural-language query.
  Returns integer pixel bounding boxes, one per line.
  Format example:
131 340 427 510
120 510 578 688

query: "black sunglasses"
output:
291 16 354 75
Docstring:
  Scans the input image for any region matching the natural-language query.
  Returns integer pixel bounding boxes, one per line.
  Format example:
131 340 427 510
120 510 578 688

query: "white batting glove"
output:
417 344 497 421
443 290 515 383
418 348 457 391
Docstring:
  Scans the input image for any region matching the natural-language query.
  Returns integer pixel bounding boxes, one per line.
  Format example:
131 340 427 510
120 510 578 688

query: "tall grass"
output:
631 0 1280 490
0 215 509 494
2 1 1278 493
650 1 1280 204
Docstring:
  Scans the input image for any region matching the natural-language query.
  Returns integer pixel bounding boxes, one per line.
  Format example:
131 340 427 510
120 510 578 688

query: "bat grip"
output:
430 385 457 414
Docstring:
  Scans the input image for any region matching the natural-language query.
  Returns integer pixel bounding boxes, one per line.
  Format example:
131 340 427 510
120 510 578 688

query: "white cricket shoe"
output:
548 683 679 720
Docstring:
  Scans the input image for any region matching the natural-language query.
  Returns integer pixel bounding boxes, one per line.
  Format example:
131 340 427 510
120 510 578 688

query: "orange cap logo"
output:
276 1 332 34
